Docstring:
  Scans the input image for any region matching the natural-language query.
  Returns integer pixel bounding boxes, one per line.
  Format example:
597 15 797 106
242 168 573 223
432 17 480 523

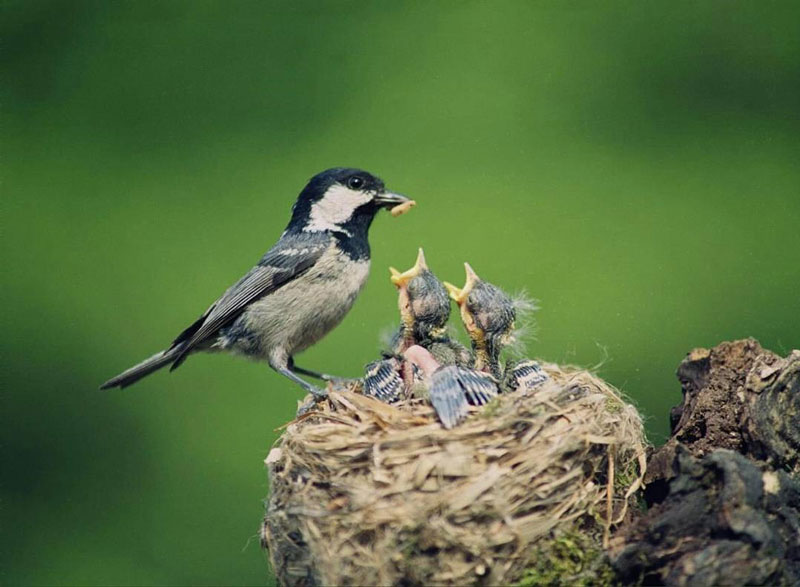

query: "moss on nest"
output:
514 530 616 587
261 363 647 586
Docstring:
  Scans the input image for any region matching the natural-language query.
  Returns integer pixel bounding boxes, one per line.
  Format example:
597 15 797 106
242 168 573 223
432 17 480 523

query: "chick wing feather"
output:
505 359 549 392
363 358 404 403
459 369 499 406
428 366 471 429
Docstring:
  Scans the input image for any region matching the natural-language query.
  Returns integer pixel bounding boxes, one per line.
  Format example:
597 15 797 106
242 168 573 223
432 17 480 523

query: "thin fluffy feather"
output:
504 290 540 359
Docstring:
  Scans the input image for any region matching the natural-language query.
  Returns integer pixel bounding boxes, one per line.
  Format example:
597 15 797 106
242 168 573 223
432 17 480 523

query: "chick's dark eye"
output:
347 176 365 190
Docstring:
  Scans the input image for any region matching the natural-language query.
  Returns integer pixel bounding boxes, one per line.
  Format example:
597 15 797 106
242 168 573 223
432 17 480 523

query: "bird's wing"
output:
506 359 549 393
458 368 498 405
363 358 404 403
169 233 331 366
428 366 471 429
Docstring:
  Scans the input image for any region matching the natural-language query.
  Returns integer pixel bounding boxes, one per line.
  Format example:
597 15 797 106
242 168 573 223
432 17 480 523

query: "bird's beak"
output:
444 262 481 305
374 191 416 216
390 248 428 287
443 281 463 303
447 263 484 340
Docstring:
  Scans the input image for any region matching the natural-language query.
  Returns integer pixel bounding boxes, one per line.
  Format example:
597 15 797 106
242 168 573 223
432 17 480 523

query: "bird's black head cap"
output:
286 168 384 230
283 167 411 260
304 168 385 201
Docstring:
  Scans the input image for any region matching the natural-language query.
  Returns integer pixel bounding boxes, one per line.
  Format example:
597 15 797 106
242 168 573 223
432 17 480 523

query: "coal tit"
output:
446 263 549 393
100 168 414 400
364 249 472 404
445 263 517 379
364 248 456 403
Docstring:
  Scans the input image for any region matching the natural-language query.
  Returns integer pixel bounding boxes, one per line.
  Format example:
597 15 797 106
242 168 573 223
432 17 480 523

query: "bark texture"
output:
649 339 799 484
611 339 800 585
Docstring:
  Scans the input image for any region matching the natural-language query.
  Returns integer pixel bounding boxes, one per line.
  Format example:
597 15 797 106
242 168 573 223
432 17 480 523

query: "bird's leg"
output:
280 367 328 418
270 354 328 418
276 366 328 399
289 359 358 387
276 356 347 417
291 364 334 381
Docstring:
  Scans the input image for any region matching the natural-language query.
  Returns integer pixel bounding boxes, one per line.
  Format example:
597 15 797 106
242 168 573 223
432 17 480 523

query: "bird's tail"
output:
99 346 184 390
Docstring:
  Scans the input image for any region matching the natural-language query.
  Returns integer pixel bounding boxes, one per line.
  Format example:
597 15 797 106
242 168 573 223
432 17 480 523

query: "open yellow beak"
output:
444 262 480 305
389 248 428 287
443 281 463 303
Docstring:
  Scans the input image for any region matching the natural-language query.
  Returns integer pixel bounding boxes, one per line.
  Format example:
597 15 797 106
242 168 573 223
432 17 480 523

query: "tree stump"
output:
610 339 800 585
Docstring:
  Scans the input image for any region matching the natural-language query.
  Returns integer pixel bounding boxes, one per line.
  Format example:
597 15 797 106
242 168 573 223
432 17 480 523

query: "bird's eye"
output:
347 176 365 190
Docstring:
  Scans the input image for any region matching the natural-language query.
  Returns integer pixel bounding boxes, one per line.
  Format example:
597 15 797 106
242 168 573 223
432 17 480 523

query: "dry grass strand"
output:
262 362 647 586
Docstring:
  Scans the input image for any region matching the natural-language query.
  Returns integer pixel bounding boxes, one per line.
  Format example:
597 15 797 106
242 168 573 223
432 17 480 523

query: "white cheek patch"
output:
306 185 373 233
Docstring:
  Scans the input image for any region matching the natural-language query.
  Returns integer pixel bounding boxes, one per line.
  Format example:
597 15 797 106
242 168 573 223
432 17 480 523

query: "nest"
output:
261 363 647 586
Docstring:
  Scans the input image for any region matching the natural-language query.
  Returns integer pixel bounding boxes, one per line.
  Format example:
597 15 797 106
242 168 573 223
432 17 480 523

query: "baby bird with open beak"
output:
390 249 473 367
445 263 548 394
390 248 452 354
445 263 515 379
363 250 491 429
363 249 468 403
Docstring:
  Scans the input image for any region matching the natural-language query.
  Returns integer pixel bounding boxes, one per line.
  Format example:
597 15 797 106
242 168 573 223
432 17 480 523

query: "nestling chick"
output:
390 249 473 366
446 263 549 393
425 361 498 429
444 263 516 380
400 345 492 429
364 249 468 402
390 248 451 353
381 252 495 428
502 359 549 393
101 168 414 408
362 356 405 403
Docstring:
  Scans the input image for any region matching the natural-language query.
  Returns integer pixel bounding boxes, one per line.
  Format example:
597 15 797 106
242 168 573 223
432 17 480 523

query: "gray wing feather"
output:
505 359 549 393
460 369 499 406
363 358 404 403
428 366 471 429
428 366 499 429
170 234 329 366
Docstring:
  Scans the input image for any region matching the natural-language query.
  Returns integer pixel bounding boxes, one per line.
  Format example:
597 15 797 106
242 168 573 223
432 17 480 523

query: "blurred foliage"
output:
3 1 799 585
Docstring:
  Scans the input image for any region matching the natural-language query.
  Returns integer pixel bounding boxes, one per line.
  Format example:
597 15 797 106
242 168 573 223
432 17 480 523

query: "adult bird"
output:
100 168 415 402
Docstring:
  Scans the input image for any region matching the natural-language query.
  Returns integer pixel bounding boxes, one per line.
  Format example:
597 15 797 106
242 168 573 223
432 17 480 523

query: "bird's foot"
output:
295 386 329 417
290 362 357 390
295 398 316 417
321 375 359 391
308 384 329 399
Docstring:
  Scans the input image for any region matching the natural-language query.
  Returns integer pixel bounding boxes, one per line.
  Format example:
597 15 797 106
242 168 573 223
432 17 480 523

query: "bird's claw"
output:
322 375 359 390
295 387 328 417
295 398 315 417
309 385 329 399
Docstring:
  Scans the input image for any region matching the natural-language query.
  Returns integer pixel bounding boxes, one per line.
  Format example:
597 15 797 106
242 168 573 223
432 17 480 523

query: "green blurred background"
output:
3 1 799 585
